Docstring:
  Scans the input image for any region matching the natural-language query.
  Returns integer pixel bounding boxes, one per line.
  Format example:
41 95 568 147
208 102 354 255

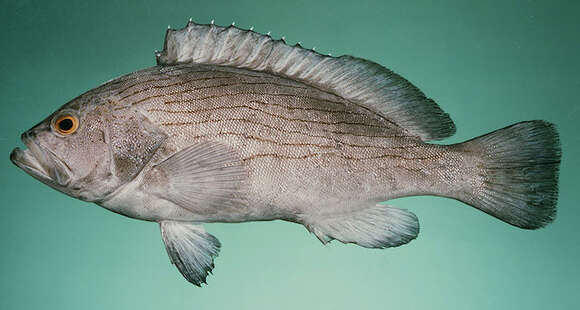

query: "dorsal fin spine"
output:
158 21 456 141
230 30 252 64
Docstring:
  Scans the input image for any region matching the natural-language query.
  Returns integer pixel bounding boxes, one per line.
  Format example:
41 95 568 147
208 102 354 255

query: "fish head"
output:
10 86 168 203
10 96 121 202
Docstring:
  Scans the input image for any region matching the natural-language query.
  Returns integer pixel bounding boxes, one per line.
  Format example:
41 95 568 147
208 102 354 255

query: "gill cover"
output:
102 105 167 183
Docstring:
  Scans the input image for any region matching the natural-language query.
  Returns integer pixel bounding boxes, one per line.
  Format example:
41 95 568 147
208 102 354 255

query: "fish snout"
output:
20 130 38 148
13 130 72 187
11 130 35 167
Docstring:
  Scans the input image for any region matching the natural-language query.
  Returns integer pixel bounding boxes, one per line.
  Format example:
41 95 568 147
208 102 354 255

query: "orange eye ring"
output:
54 115 79 135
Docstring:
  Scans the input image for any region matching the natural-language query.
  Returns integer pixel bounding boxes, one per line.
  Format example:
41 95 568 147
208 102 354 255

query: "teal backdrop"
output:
1 1 578 309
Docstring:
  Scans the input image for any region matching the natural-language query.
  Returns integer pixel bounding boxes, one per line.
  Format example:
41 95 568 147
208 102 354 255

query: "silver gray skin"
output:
12 64 456 222
10 21 560 286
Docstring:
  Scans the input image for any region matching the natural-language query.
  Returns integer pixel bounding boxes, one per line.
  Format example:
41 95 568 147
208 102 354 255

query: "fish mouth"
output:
10 133 72 187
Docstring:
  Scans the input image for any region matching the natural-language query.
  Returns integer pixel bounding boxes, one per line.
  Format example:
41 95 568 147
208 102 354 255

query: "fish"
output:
10 20 561 286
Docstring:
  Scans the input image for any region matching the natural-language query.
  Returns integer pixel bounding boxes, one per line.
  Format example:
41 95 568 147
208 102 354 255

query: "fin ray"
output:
157 21 455 141
150 141 246 213
160 221 220 286
304 204 420 249
455 121 561 229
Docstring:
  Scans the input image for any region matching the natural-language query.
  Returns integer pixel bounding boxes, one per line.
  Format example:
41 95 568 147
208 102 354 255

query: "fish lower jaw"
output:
10 147 52 181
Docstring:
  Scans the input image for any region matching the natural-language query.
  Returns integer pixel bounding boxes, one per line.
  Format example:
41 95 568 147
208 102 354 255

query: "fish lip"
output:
11 133 72 187
10 146 52 182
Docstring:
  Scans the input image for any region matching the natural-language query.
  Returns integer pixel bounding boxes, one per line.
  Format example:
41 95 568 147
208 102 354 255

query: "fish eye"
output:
53 114 79 135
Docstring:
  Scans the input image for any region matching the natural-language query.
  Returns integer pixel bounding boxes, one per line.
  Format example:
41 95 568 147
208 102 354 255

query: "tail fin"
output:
456 121 561 229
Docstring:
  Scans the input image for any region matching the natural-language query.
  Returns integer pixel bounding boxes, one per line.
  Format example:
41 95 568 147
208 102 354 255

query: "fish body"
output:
98 64 456 223
10 21 561 286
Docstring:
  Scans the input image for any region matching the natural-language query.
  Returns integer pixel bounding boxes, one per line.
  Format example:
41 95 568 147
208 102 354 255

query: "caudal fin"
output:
456 121 561 229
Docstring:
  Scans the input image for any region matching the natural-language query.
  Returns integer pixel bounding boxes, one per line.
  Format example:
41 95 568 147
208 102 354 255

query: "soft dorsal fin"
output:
156 20 455 141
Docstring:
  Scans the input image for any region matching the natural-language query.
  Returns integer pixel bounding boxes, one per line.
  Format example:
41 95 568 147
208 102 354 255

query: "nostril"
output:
21 131 36 142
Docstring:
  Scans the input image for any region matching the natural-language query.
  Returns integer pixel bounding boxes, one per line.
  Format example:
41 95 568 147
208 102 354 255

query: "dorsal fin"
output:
156 20 455 141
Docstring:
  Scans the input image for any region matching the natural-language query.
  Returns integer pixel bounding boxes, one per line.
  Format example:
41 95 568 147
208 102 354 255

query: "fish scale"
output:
92 63 453 225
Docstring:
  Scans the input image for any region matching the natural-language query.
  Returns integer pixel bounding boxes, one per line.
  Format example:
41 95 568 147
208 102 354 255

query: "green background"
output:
1 1 578 309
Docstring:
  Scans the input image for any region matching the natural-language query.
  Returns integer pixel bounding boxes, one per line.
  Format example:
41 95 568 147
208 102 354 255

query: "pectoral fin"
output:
149 141 246 214
304 204 420 249
160 221 221 286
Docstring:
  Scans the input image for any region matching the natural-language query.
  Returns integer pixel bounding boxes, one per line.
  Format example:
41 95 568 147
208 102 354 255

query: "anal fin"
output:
304 204 420 249
160 221 221 286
